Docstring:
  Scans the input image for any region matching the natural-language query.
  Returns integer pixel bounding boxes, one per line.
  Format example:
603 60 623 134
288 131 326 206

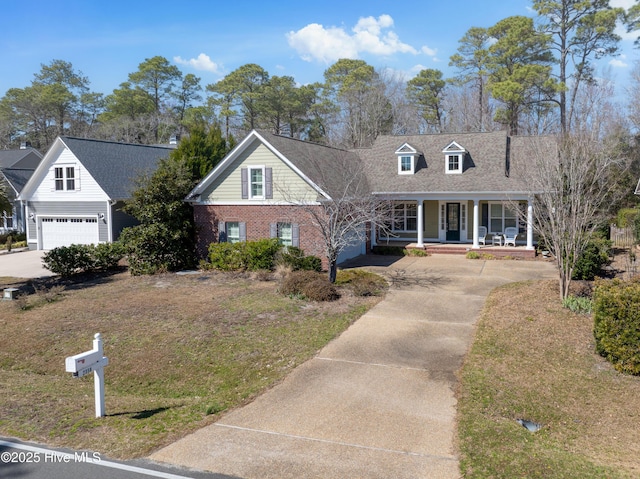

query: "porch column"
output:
526 197 534 250
416 199 424 247
472 199 479 249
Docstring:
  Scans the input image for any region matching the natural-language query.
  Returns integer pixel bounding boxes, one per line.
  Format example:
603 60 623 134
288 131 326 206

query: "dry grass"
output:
458 279 640 478
0 270 380 458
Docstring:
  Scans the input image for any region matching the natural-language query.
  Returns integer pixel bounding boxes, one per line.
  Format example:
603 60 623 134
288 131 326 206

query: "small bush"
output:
573 235 611 280
244 238 281 270
616 208 639 228
279 270 339 301
466 251 481 259
372 245 405 256
42 243 124 277
276 246 322 272
562 295 593 314
593 278 640 375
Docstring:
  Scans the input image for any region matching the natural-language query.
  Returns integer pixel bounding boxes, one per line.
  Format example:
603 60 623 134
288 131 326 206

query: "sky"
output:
1 0 639 100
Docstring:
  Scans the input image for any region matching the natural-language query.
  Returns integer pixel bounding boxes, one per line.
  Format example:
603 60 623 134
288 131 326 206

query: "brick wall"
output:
194 204 332 268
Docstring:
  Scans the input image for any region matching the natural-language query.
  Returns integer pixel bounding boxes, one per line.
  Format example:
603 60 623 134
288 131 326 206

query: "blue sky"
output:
1 0 638 98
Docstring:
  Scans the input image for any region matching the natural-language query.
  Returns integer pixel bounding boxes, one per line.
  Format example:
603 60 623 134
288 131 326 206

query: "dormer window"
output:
443 141 466 174
395 143 420 175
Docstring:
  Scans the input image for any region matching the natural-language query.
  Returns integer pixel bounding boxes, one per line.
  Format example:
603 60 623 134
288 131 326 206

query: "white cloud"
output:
287 14 419 63
421 45 437 57
173 53 221 74
610 57 628 68
610 0 635 10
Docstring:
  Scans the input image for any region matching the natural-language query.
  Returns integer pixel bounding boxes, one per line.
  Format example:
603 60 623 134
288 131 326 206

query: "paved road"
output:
0 438 235 479
150 254 557 479
0 250 53 278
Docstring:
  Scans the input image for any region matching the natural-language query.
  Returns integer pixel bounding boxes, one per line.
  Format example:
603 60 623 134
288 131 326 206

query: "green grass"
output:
0 270 382 458
458 279 640 478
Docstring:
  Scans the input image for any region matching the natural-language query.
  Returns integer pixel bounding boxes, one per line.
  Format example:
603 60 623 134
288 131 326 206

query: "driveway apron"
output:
150 255 557 478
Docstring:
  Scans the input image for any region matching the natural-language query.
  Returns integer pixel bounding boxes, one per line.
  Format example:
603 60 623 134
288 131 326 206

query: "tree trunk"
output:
328 258 338 284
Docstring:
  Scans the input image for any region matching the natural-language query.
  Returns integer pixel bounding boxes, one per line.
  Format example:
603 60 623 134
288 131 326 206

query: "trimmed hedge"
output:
593 278 640 375
42 243 124 277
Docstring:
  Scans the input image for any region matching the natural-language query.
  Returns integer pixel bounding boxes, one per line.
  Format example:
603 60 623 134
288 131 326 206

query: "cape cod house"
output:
187 129 542 264
18 137 171 250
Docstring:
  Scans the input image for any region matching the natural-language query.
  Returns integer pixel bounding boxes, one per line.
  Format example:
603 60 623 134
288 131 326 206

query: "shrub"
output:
466 251 481 259
372 245 405 256
593 278 640 375
616 208 639 228
276 246 322 272
42 243 124 277
279 270 339 301
404 248 429 257
573 235 611 280
243 239 281 270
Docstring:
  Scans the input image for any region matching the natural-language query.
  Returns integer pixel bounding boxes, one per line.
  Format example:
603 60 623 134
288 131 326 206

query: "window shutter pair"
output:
218 221 246 243
270 223 299 247
240 167 273 199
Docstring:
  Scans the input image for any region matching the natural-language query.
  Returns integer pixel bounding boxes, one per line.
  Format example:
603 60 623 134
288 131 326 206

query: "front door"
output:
446 203 460 242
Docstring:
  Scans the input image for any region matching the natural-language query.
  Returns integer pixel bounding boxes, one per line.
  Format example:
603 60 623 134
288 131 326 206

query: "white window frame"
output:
226 221 241 243
277 222 293 246
398 155 415 175
248 166 265 200
391 202 417 232
446 154 462 174
54 165 77 191
488 202 518 234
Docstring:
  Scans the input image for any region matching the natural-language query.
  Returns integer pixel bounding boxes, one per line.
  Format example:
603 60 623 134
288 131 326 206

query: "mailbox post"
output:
65 333 108 417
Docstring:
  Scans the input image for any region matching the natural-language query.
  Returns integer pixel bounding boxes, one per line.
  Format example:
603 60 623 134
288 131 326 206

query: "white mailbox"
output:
65 349 104 374
65 333 108 417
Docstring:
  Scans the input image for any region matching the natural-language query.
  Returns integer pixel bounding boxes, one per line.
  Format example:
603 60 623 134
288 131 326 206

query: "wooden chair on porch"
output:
478 226 488 246
503 227 518 247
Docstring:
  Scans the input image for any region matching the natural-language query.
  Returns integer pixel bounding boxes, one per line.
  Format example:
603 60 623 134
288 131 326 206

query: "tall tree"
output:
128 56 182 142
406 68 447 133
99 81 155 143
323 59 392 148
449 27 491 131
533 0 623 133
168 123 231 182
174 73 202 128
486 16 558 135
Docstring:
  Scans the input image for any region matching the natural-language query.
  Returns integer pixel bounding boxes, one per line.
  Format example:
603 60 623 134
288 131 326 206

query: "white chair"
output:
504 227 518 247
478 226 487 246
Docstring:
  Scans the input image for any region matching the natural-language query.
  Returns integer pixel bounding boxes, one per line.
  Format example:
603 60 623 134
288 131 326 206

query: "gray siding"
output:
27 201 109 243
111 201 139 240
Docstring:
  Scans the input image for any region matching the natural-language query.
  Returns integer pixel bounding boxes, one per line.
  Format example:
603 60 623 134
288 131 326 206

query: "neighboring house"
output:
18 137 172 250
188 129 544 264
0 147 43 233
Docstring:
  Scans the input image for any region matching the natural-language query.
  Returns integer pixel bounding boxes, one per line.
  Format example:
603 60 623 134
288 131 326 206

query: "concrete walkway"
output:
150 255 557 478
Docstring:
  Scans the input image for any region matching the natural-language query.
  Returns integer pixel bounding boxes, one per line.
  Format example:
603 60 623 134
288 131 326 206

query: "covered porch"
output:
373 195 536 253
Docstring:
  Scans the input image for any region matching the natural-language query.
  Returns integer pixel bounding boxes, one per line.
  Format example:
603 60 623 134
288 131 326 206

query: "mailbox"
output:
65 349 104 374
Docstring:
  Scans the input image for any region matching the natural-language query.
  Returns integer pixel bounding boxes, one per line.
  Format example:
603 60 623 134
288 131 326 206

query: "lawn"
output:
0 270 382 459
457 279 640 478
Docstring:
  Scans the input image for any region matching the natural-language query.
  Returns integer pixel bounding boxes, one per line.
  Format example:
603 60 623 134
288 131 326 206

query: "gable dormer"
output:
395 143 420 175
442 141 466 174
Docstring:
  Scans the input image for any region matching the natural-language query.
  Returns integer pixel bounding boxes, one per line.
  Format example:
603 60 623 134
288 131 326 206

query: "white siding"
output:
30 148 108 202
200 140 318 203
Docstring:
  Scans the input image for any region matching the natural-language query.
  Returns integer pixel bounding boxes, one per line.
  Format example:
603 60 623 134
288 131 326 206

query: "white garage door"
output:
41 217 99 250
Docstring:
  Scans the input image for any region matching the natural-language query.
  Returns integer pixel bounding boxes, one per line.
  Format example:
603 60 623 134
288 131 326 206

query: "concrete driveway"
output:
0 249 53 278
150 254 557 479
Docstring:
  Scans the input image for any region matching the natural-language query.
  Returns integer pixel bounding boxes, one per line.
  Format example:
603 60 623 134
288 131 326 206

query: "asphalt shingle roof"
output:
259 131 368 198
59 137 172 200
357 130 538 194
0 149 42 169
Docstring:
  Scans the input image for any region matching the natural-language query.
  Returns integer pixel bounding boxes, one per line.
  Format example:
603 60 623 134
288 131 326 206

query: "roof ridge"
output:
60 136 173 150
261 131 352 153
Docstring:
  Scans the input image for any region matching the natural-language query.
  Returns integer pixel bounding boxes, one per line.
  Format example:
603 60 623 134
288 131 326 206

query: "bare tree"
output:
275 147 391 282
515 133 627 299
